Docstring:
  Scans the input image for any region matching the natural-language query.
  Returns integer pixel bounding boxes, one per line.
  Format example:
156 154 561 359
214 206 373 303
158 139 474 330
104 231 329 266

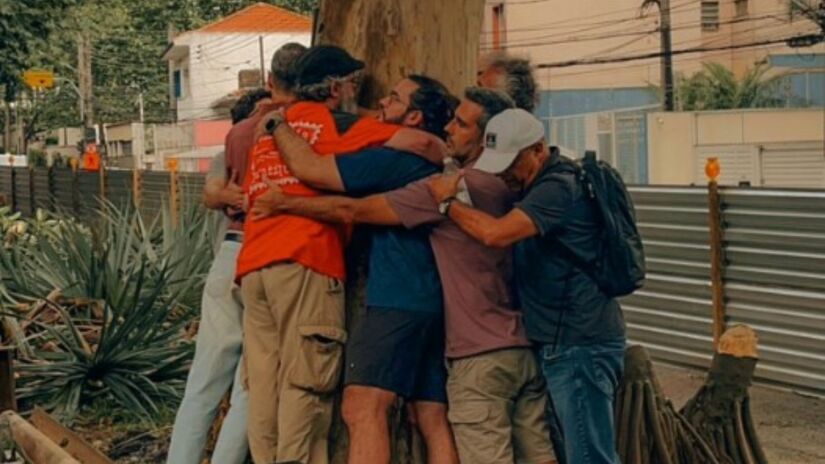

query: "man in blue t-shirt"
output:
251 75 460 464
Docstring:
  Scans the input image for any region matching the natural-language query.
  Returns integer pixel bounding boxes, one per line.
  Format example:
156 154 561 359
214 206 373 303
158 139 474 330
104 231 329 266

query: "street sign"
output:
166 159 179 172
23 70 55 89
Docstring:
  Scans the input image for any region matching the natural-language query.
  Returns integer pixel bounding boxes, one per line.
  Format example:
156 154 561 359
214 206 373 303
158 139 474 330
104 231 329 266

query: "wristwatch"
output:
265 114 285 134
438 197 457 216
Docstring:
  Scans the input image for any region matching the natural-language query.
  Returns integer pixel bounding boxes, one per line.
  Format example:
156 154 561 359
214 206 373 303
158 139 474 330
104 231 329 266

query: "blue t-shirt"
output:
336 147 442 313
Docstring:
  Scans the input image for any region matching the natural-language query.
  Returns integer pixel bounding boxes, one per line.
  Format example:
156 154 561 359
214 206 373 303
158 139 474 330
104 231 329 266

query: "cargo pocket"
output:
448 402 498 459
289 325 347 393
447 401 490 426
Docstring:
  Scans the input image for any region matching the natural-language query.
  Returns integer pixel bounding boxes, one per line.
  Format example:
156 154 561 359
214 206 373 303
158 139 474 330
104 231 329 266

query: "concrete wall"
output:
647 108 825 186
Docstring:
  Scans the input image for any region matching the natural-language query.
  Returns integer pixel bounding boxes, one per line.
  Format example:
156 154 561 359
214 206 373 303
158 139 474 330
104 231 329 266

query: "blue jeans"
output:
167 240 249 464
537 338 625 464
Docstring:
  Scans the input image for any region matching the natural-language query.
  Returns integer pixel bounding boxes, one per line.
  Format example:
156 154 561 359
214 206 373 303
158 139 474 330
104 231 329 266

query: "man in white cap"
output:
427 108 626 464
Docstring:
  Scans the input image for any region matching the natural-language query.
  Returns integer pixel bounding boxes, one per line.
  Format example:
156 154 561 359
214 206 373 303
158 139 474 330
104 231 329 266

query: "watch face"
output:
438 201 448 215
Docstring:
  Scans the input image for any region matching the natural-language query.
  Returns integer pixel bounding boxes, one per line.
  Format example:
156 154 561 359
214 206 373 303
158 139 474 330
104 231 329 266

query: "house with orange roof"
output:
162 2 312 123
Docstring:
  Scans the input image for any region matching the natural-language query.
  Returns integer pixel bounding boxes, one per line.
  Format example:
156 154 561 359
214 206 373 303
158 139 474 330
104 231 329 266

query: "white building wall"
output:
172 31 310 122
647 108 825 187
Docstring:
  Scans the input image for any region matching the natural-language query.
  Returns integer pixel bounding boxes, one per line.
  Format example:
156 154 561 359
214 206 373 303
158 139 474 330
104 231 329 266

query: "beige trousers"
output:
447 348 557 464
241 262 346 464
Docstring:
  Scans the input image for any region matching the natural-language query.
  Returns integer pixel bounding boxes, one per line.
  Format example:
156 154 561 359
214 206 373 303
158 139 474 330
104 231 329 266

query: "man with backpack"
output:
427 108 644 464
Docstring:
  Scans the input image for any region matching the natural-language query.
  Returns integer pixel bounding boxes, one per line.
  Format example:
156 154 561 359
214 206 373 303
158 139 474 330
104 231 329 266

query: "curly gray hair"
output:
480 51 539 113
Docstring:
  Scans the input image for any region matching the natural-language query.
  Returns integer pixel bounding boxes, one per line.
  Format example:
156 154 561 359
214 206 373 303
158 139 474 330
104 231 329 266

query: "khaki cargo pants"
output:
447 348 557 464
241 262 346 464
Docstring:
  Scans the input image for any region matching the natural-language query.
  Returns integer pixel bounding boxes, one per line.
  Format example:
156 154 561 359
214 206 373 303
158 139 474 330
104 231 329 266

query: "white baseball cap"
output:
473 108 546 174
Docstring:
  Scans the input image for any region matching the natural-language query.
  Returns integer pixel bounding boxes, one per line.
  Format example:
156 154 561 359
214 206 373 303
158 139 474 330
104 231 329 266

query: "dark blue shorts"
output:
344 307 447 403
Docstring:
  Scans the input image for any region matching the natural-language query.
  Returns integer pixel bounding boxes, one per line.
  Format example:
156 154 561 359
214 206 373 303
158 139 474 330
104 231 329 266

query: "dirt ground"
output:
60 363 825 463
656 363 825 464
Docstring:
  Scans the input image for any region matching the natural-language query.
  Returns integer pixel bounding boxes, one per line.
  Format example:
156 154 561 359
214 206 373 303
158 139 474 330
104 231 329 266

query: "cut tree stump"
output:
680 325 767 464
616 345 720 464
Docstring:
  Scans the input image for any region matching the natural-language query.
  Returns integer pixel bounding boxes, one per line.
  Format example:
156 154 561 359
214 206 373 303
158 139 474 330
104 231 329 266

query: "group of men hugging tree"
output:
166 42 629 464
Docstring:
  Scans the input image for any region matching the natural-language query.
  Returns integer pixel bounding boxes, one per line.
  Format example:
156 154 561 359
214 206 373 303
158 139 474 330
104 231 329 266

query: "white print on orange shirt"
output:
248 119 325 201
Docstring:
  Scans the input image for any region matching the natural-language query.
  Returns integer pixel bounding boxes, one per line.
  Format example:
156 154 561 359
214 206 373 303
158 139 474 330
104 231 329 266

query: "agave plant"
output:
0 198 216 421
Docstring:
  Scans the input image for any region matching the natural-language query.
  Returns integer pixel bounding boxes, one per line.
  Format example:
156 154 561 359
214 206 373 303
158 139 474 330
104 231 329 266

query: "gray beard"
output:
339 98 359 115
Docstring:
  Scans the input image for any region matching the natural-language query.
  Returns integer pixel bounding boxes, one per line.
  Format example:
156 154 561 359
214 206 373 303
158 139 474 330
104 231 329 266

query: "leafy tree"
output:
672 63 786 111
5 0 319 150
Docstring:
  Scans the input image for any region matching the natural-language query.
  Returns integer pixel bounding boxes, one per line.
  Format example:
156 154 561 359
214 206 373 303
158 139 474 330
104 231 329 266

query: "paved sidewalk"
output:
656 363 825 464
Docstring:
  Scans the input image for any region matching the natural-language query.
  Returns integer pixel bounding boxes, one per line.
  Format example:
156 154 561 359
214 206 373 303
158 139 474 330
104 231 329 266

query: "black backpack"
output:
554 149 646 297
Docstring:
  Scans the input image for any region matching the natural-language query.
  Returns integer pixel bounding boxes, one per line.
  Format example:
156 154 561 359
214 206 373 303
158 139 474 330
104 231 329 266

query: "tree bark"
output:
316 0 486 105
316 1 486 462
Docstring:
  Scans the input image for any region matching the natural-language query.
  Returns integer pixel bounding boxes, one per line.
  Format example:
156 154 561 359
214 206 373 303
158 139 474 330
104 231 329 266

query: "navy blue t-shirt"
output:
336 147 442 313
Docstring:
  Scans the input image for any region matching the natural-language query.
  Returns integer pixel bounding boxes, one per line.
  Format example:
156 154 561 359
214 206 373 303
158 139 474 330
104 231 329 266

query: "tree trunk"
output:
316 1 486 462
316 0 486 105
680 325 767 464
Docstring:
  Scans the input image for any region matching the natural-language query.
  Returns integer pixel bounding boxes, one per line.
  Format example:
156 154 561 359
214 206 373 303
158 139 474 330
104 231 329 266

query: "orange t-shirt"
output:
235 101 401 281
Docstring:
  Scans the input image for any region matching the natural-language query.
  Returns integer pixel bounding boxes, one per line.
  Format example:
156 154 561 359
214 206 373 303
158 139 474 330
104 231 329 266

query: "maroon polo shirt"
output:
386 169 532 359
224 102 283 231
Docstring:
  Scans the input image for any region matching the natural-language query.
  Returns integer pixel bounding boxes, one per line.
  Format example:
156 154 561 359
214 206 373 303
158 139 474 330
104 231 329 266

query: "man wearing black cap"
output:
235 45 404 464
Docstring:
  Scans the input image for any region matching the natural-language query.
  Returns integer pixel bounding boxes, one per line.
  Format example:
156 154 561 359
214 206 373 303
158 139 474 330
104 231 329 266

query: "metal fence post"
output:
705 158 727 349
168 160 180 228
132 169 142 210
49 165 56 212
99 164 107 205
70 158 80 217
8 163 16 213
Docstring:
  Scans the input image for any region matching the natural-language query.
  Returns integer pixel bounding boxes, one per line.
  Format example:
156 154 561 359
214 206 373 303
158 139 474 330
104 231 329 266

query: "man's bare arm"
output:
249 181 401 226
202 170 244 211
271 119 345 192
447 202 537 248
427 172 538 247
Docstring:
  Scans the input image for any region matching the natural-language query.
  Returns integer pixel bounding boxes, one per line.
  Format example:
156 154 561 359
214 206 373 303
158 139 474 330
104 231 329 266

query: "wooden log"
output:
29 408 113 464
1 410 79 464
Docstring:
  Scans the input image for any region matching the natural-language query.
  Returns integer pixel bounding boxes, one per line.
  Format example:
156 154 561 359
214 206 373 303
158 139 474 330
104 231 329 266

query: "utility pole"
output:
259 36 266 86
138 91 145 123
659 0 674 111
3 99 10 153
77 33 94 132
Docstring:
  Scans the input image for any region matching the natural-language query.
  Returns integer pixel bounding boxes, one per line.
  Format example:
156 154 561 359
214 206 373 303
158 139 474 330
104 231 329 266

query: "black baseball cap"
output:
293 45 365 86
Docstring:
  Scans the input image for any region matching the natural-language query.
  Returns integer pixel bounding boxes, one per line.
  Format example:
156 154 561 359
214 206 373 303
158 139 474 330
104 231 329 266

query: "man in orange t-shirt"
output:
236 45 400 464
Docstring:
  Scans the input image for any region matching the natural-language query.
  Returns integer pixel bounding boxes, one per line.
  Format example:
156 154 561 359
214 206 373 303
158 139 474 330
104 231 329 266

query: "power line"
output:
486 9 793 50
482 0 697 37
535 33 819 69
522 15 815 73
541 37 796 80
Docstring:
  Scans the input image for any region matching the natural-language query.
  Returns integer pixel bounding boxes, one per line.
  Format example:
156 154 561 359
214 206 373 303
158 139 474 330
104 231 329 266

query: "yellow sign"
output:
166 159 179 172
23 70 55 89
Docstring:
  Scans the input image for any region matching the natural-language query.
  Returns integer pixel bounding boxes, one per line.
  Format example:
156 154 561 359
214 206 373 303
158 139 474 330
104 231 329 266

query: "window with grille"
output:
735 0 748 18
701 1 720 31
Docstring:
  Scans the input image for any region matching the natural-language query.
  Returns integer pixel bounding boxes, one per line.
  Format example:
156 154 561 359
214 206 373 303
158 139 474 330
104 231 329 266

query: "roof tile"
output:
198 2 311 33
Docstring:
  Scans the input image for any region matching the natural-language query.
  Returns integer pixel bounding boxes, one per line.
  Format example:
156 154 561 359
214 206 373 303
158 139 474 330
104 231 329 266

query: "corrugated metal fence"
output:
1 168 823 395
626 186 825 395
0 167 204 220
